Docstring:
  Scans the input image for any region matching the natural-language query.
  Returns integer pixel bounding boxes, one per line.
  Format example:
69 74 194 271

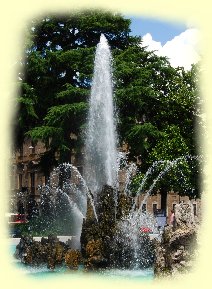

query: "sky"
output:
127 16 200 70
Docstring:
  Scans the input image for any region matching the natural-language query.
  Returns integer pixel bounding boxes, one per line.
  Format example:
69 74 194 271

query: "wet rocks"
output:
80 185 116 269
85 239 107 270
14 234 81 270
15 184 157 272
154 202 199 277
65 249 81 270
80 184 156 270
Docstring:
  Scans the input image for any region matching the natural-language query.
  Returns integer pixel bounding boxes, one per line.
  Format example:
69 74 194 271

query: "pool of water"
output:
11 244 154 281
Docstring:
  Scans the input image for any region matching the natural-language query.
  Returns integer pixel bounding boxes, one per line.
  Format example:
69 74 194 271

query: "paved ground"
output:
9 233 161 245
9 236 75 245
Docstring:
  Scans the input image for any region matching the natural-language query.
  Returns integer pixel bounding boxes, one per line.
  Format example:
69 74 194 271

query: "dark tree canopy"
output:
14 11 139 161
14 10 202 199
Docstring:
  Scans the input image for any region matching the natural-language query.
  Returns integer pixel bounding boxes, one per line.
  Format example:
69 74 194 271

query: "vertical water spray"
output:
84 34 118 195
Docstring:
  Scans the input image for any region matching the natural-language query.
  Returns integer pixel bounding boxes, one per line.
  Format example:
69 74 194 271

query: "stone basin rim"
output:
9 233 161 246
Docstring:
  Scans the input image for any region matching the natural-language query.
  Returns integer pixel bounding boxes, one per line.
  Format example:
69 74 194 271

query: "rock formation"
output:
14 234 81 270
65 249 82 270
14 185 157 272
154 201 199 277
80 184 156 270
80 185 117 269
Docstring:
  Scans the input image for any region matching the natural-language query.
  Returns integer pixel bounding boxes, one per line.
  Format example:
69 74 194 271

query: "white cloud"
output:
141 28 200 70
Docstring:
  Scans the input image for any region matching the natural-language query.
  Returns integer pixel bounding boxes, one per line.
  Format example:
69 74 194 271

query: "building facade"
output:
136 191 201 224
11 138 47 213
10 138 201 222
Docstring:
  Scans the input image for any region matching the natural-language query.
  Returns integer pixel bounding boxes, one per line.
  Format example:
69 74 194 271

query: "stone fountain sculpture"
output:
14 34 156 271
154 201 199 276
14 34 200 276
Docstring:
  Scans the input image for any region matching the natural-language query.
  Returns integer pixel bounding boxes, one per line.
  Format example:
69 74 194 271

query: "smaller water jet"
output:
134 155 202 212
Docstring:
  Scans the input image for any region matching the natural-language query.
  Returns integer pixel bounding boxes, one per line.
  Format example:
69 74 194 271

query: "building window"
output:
30 172 35 194
44 175 49 185
193 204 197 216
142 203 146 213
173 203 176 210
18 174 22 190
153 203 157 214
29 141 35 154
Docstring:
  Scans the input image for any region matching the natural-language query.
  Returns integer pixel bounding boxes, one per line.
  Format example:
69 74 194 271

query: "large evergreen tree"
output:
114 44 202 201
14 10 202 199
15 11 138 167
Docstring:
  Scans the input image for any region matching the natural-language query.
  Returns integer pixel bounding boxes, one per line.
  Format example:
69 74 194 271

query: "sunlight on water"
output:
84 34 118 195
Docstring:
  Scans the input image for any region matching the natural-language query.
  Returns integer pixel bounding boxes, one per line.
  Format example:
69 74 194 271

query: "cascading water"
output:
84 34 118 197
38 163 100 249
14 34 201 278
36 35 159 266
134 155 202 212
114 210 157 269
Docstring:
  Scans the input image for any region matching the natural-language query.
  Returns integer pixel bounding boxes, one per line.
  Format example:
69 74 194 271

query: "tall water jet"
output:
84 34 118 196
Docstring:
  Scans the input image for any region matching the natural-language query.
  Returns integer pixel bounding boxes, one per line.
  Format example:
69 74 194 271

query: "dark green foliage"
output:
15 10 202 198
15 10 138 167
114 47 202 197
13 82 38 148
126 123 161 158
114 48 200 167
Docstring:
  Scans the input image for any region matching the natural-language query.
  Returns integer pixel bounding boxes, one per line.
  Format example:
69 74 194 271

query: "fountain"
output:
80 34 157 270
13 34 200 279
39 163 90 249
84 34 118 195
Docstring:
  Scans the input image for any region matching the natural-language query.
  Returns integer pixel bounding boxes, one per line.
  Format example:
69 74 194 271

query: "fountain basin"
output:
10 236 75 246
10 242 154 281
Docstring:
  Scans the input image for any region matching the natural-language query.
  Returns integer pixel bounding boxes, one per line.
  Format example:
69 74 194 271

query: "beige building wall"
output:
11 139 48 211
11 138 201 222
137 191 201 222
